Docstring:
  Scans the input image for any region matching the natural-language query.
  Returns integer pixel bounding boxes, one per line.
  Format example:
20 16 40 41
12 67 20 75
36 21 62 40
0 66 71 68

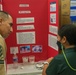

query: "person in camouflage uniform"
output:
0 11 13 75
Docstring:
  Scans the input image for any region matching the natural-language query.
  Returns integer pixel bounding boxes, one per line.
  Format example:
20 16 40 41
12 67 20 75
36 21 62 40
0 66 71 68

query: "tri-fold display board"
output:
1 0 59 64
48 0 59 57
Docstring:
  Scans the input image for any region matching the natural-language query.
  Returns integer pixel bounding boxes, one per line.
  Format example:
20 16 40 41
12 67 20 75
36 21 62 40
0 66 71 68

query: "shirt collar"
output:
0 34 2 37
64 47 76 53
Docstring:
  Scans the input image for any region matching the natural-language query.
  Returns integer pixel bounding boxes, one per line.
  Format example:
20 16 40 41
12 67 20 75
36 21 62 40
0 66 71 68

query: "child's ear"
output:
62 36 66 43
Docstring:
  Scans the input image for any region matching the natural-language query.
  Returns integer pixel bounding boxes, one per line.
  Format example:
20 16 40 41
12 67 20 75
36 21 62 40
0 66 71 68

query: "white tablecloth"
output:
7 63 42 75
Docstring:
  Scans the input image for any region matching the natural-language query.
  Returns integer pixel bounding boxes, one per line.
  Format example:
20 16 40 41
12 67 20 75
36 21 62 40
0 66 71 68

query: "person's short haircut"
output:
58 24 76 45
0 11 10 21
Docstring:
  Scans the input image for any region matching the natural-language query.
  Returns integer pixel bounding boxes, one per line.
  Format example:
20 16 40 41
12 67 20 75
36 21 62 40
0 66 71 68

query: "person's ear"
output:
61 36 66 44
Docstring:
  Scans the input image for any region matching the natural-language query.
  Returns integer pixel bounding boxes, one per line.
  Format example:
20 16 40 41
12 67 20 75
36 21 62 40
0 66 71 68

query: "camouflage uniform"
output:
0 35 7 75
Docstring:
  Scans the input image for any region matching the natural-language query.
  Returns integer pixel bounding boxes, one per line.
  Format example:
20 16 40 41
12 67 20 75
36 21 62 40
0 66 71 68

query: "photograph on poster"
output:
10 47 18 54
20 45 30 53
17 25 35 30
50 2 56 12
50 13 56 24
32 45 42 53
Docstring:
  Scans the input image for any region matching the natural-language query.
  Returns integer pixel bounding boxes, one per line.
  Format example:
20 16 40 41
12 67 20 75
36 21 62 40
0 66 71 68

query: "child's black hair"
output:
58 24 76 45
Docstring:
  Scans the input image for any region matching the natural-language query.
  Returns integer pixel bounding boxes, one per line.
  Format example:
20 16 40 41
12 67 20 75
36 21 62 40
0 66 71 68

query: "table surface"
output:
7 63 42 75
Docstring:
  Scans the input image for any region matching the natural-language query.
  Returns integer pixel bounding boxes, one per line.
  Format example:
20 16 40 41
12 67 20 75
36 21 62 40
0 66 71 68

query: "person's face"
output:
57 35 61 42
0 15 13 38
57 34 66 47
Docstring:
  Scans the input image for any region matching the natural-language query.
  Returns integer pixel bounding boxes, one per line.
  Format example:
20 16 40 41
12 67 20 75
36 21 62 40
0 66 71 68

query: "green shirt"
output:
46 47 76 75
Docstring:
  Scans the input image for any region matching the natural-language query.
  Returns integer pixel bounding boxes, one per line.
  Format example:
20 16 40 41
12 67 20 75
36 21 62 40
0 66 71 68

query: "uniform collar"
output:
64 47 76 53
0 34 2 37
0 34 5 40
